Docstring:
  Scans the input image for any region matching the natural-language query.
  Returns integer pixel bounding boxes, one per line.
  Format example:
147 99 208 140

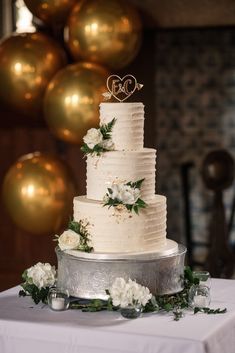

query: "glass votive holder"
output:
47 287 70 311
193 271 211 289
188 284 211 309
120 304 142 319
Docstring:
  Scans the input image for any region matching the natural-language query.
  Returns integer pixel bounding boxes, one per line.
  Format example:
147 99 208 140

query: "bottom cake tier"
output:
56 243 186 299
73 195 167 253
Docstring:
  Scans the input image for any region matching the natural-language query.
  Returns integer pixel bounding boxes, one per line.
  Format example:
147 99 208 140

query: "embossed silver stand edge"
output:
56 244 186 299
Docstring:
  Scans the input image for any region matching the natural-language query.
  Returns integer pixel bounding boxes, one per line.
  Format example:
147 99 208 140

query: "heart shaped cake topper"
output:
102 74 143 102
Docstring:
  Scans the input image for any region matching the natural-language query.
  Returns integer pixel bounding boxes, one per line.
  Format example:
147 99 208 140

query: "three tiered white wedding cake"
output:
72 101 178 256
56 76 185 299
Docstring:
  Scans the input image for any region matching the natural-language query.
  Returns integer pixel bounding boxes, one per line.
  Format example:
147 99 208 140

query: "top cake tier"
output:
100 102 144 151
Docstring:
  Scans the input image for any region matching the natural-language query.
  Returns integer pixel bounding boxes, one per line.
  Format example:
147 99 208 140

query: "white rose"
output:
58 229 80 251
119 185 140 205
83 128 103 149
101 139 114 151
27 262 56 289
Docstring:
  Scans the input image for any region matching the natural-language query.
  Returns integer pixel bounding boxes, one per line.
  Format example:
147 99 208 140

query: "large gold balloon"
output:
0 32 66 118
2 152 76 235
44 62 109 144
64 0 142 70
24 0 77 27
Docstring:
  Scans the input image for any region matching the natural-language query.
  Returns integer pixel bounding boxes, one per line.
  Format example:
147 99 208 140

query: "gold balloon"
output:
0 32 66 118
24 0 77 27
2 152 76 235
64 0 142 70
44 62 109 144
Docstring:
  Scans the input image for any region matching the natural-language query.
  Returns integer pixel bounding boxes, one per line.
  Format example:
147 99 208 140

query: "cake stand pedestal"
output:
56 244 186 299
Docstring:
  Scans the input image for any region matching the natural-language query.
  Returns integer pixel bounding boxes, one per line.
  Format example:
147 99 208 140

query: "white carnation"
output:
58 229 80 251
127 279 152 306
83 128 103 149
109 277 127 307
109 277 152 308
27 262 56 289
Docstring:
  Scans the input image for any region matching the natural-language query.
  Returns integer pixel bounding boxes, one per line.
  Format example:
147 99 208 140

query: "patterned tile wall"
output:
154 29 235 263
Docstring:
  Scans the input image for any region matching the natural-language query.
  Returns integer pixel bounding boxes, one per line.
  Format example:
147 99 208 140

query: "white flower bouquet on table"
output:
108 277 152 309
81 118 116 156
103 179 147 214
19 262 56 304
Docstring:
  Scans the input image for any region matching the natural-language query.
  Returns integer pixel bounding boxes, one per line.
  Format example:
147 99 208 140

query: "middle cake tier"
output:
74 195 166 253
87 148 156 202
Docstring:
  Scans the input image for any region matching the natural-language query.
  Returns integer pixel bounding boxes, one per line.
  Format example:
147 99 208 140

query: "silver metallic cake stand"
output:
56 244 186 299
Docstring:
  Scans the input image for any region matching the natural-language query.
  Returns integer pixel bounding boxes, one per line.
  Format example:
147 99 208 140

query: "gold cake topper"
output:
102 74 143 102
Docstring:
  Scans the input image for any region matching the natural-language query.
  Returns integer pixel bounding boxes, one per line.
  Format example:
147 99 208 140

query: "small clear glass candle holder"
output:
120 304 142 319
47 287 70 311
188 284 211 309
193 271 211 289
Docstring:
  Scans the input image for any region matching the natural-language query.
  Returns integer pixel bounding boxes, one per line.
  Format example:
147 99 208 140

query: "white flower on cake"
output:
81 118 116 156
109 277 152 308
57 229 80 251
103 179 147 214
26 262 56 289
110 183 140 205
83 128 103 149
100 138 115 151
56 220 93 253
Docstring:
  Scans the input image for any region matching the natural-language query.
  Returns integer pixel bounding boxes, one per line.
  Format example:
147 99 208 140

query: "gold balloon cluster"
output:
1 0 142 234
2 153 77 235
0 0 142 125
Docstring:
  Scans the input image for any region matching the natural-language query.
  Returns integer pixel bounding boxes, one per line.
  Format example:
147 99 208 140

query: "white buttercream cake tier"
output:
86 148 156 203
73 195 167 253
99 102 144 151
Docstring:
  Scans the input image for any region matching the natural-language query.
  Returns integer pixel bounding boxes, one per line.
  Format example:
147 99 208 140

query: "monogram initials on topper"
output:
102 74 143 102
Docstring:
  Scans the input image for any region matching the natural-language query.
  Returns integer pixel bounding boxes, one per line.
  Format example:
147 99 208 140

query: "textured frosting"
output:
87 148 156 203
99 102 144 151
74 195 167 253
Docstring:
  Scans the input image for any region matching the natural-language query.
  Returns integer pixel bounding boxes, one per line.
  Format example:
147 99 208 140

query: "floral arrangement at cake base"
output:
19 262 56 304
107 277 153 319
19 264 226 321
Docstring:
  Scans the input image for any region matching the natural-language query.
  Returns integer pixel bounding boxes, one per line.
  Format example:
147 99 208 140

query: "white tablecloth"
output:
0 279 235 353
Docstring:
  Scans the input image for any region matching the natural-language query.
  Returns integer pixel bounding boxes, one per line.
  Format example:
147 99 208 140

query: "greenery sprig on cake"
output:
103 178 147 214
55 219 93 253
81 118 116 156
